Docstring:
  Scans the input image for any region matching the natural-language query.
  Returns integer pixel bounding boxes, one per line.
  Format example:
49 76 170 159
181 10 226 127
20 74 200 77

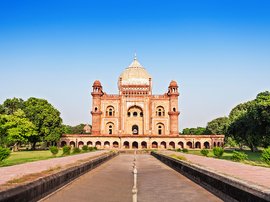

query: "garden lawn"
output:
183 149 269 167
0 150 62 167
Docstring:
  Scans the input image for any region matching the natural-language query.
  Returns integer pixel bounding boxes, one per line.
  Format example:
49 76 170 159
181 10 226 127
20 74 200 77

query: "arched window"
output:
156 106 165 117
106 106 115 117
127 106 143 119
132 125 139 135
157 123 165 135
173 107 176 112
106 122 114 135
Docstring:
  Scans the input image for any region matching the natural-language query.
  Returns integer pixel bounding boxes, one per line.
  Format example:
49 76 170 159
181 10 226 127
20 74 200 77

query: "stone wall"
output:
0 152 118 202
151 152 270 202
60 135 224 150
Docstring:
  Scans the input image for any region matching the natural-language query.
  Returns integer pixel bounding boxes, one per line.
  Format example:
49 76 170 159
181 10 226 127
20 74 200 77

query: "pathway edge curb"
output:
151 152 270 202
0 151 118 202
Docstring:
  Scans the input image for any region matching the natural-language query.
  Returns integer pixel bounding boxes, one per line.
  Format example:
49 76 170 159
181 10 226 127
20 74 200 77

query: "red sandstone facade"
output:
60 57 224 149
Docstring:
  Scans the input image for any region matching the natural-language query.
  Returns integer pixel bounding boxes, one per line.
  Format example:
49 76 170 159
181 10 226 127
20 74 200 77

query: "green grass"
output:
0 148 97 167
178 149 270 167
0 150 62 167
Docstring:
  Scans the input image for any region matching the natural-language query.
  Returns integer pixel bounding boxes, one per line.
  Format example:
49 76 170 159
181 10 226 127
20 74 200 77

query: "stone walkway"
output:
42 154 221 202
160 151 270 190
0 150 107 185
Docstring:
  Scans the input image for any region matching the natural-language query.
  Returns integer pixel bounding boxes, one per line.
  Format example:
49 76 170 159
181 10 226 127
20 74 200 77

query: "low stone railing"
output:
0 152 118 202
151 152 270 202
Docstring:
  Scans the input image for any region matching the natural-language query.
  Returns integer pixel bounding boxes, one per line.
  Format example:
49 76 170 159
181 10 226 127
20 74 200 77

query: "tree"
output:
206 117 229 135
0 114 8 146
2 98 24 115
0 104 5 114
24 98 63 149
228 91 270 151
182 127 210 135
1 110 37 151
70 124 86 134
249 91 270 147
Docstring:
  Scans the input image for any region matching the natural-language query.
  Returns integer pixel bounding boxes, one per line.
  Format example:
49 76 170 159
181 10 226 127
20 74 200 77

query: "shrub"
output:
176 148 182 152
89 147 94 151
200 149 209 157
261 147 270 165
62 146 71 156
82 145 89 152
49 146 59 156
73 147 81 154
93 146 97 150
0 147 11 162
182 148 188 153
213 147 224 158
231 151 247 162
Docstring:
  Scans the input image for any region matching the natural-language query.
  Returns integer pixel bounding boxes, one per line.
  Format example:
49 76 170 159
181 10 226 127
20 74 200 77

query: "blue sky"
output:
0 0 270 130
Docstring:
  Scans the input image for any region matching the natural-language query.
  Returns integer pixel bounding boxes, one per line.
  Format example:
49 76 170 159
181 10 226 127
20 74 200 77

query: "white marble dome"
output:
119 57 152 86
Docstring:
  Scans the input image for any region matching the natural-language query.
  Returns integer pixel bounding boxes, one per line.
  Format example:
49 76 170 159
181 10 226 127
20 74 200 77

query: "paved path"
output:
0 150 107 185
42 154 221 202
161 151 270 190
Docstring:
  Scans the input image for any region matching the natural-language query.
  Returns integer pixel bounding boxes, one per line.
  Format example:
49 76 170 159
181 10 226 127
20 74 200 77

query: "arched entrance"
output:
70 141 75 148
161 141 166 149
87 141 93 146
186 141 193 149
113 141 119 148
169 141 175 149
204 142 210 149
132 142 138 149
195 142 201 149
78 141 84 149
123 141 129 149
178 141 184 148
141 141 147 149
104 141 110 149
132 125 139 135
95 141 101 149
152 141 158 148
60 141 66 147
127 106 143 135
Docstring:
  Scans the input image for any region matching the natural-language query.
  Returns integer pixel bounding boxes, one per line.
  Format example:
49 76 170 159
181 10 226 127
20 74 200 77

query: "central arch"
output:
132 141 138 149
127 106 144 135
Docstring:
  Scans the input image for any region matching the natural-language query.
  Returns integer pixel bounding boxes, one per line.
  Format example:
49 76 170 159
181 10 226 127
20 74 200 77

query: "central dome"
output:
119 57 152 86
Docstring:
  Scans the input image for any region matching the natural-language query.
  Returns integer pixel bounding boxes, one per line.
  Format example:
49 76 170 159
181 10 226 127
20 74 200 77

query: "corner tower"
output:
168 80 180 135
91 80 103 135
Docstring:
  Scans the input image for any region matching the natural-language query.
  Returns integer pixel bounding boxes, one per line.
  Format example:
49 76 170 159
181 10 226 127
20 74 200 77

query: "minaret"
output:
91 80 103 135
168 80 180 135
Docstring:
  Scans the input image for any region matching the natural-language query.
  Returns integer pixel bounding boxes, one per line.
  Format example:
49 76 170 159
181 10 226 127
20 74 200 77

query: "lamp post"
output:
132 150 138 202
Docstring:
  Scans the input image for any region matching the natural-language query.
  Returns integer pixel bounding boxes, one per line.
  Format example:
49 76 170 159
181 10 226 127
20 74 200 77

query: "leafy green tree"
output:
228 91 270 151
250 91 270 147
62 125 73 134
2 98 24 115
206 117 229 135
24 98 63 149
182 127 209 135
0 147 11 162
71 124 87 134
1 110 37 151
0 105 5 114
